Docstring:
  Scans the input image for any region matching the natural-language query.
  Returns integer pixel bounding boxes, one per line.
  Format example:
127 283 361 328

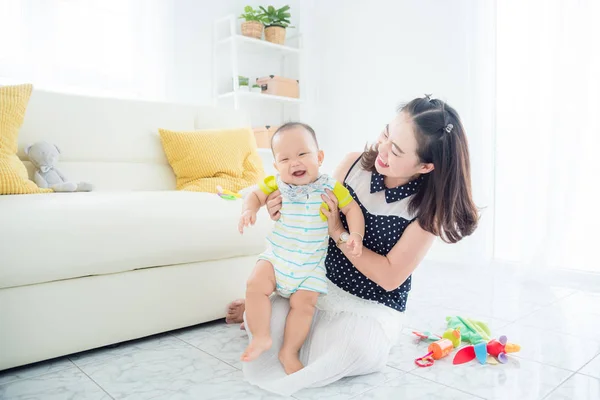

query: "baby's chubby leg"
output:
279 290 320 374
241 260 276 362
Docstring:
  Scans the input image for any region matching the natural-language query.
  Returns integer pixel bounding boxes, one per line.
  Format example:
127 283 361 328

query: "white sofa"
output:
0 89 273 371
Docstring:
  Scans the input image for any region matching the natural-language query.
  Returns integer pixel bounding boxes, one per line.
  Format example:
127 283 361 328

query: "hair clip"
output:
445 124 454 133
424 93 433 101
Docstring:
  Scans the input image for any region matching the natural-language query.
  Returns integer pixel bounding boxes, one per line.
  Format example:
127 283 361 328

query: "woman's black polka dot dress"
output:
325 156 423 312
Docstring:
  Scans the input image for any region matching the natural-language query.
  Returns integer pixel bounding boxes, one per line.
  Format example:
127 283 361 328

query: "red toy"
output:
453 335 521 365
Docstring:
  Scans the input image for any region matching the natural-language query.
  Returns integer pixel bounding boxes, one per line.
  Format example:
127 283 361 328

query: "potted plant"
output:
260 5 293 45
251 84 262 93
234 75 250 91
239 6 265 39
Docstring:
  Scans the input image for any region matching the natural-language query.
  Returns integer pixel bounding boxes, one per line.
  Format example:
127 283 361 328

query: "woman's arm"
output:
330 220 434 291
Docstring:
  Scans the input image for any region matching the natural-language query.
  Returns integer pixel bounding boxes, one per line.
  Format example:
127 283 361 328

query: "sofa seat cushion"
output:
0 191 272 289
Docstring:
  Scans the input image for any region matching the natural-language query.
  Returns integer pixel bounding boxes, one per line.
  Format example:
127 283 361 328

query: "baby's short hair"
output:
271 122 319 149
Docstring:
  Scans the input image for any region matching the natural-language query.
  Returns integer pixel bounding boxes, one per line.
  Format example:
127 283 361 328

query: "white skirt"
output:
242 279 405 396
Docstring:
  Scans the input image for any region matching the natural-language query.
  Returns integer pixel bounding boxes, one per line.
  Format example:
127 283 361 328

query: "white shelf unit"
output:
212 15 303 122
217 91 303 104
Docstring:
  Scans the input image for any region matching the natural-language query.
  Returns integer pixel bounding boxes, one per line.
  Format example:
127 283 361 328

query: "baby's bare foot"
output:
279 350 304 375
225 299 245 324
241 336 272 362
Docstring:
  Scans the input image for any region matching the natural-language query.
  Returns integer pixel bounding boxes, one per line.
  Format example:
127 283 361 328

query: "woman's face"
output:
375 111 433 181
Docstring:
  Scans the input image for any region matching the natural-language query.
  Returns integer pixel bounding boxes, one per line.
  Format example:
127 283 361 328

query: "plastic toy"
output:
414 328 461 346
412 331 441 341
415 338 454 367
442 328 462 348
446 316 491 344
216 185 242 200
487 336 521 363
453 335 521 365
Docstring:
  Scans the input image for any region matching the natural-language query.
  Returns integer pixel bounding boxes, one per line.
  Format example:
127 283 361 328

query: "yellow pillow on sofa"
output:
159 127 265 193
0 84 52 195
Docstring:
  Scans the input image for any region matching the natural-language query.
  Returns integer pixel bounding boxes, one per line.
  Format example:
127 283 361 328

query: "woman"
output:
226 96 478 396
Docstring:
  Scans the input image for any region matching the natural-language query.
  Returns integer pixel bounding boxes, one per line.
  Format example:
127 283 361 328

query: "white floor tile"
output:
148 370 289 400
580 354 600 380
544 373 600 400
70 334 173 367
0 357 74 386
386 330 431 372
411 352 572 400
555 291 600 316
78 336 236 400
0 367 109 400
354 373 481 400
514 304 600 341
174 322 247 369
501 323 600 371
293 366 403 400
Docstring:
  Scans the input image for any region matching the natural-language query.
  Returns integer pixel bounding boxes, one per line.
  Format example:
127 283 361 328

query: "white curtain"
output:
0 0 172 100
495 0 600 272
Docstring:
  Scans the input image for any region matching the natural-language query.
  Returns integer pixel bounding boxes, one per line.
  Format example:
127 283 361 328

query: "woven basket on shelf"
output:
241 21 263 39
264 26 286 45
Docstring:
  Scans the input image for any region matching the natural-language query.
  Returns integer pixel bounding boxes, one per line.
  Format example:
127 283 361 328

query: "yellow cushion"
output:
0 84 52 195
159 127 265 193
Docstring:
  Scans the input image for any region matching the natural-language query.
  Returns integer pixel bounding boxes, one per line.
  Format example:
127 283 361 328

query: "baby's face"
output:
272 126 324 186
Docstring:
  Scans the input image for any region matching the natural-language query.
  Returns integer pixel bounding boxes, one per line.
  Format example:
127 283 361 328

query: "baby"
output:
238 122 366 374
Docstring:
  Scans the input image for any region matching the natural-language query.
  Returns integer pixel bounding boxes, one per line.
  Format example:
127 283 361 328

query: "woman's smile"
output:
376 156 389 168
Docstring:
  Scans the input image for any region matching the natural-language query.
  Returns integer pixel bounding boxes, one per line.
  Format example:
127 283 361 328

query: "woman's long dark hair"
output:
361 97 478 243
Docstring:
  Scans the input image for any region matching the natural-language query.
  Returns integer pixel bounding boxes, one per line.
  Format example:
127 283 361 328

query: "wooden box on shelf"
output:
253 125 279 149
256 76 299 98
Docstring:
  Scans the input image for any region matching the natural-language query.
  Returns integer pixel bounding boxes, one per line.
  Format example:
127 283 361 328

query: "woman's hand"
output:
266 189 283 221
320 189 344 238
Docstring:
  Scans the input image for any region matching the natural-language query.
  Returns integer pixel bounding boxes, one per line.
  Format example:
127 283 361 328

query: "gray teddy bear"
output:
25 141 94 192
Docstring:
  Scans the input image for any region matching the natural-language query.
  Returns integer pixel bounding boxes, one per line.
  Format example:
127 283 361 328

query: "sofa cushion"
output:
0 84 52 195
0 191 272 289
159 128 264 193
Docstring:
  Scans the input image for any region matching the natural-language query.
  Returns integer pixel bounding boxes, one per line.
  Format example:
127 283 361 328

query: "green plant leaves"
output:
241 5 293 27
257 4 293 28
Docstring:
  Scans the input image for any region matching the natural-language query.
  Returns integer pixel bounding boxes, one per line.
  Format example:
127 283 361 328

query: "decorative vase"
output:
239 85 250 92
251 86 262 93
241 21 263 39
264 26 286 45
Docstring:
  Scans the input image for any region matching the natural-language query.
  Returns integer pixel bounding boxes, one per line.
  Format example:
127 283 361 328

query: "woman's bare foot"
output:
241 336 272 362
279 350 304 375
225 299 245 324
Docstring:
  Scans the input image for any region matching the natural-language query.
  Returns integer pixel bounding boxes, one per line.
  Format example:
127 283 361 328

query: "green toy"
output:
442 328 462 348
446 316 491 345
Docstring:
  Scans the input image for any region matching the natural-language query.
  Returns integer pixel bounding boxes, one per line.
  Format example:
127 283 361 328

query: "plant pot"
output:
241 21 263 39
264 26 286 45
251 86 262 93
239 85 250 92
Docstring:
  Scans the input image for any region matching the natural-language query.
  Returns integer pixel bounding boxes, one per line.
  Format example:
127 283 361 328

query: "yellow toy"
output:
216 185 242 200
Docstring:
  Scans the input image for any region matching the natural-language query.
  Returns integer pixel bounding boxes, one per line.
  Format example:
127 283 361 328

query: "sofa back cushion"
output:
17 89 250 191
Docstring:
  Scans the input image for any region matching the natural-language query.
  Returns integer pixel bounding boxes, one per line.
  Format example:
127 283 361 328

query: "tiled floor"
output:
1 261 599 399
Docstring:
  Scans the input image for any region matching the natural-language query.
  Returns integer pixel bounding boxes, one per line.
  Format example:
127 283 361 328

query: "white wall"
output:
299 0 496 264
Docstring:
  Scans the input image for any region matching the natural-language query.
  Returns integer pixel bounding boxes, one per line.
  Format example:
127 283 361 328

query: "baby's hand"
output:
347 233 363 257
238 210 257 234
